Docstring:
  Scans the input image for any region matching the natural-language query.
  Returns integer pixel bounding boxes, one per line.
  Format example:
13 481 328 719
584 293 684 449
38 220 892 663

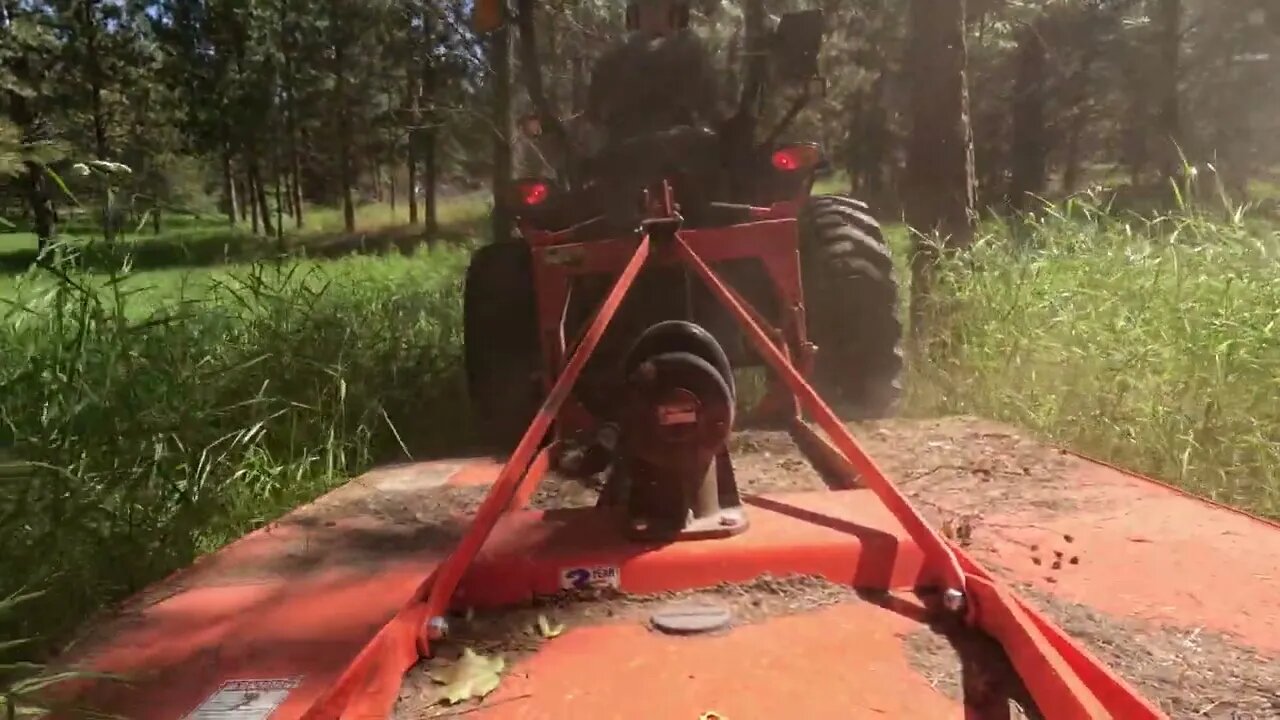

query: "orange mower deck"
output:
51 223 1280 720
52 452 1280 719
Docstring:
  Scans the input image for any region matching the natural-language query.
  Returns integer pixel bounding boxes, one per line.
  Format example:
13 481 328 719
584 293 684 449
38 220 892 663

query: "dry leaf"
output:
427 647 506 706
536 613 565 639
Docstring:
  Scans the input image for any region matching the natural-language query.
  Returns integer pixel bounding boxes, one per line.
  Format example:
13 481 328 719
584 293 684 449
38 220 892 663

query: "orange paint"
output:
455 490 930 608
476 603 961 719
447 460 504 487
970 461 1280 655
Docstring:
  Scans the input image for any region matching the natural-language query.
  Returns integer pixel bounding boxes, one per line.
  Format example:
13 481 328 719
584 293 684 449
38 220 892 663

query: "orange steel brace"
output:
951 544 1165 720
673 234 1160 718
415 234 652 656
672 234 969 596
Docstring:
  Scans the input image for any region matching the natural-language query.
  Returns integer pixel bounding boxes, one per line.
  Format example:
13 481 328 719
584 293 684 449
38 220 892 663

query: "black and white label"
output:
186 678 301 720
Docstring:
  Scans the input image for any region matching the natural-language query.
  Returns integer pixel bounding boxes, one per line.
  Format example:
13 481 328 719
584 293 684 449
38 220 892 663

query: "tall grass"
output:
908 198 1280 517
0 246 472 651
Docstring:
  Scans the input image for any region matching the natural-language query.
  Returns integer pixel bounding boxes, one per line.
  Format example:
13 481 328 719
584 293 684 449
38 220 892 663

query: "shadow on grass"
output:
0 220 483 275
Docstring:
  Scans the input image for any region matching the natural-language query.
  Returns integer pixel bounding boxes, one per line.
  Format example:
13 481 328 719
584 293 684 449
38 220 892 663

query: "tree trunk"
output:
248 158 274 237
238 175 250 222
223 151 239 224
332 0 357 233
24 162 56 256
275 171 285 248
83 0 110 161
1009 22 1048 211
286 78 304 228
407 68 420 225
0 0 52 256
423 31 438 234
490 22 513 243
904 0 976 339
390 167 397 216
571 54 587 113
865 72 890 201
1156 0 1183 182
283 172 295 217
248 171 260 235
1061 48 1098 194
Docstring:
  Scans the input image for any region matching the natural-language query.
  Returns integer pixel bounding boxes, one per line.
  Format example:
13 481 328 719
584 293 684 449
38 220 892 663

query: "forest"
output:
1 0 1279 698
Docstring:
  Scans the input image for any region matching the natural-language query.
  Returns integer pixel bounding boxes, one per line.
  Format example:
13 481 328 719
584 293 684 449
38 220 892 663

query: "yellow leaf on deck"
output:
427 647 506 706
536 613 565 639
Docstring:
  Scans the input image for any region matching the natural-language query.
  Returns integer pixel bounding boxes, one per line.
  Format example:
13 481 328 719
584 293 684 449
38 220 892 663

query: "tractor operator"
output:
579 0 734 228
584 0 721 144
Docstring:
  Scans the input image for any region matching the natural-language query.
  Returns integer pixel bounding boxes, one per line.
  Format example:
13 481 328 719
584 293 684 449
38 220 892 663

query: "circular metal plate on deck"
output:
649 602 733 635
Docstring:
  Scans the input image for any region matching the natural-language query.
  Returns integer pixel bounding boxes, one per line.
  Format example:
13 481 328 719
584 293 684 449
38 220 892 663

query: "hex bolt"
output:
942 589 966 614
425 616 449 641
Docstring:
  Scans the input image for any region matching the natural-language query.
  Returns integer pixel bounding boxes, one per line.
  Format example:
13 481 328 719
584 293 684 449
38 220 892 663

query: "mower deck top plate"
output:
53 419 1280 720
394 590 969 719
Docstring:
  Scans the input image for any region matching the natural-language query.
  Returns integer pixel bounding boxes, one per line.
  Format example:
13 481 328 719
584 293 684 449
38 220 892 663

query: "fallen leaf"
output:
536 614 565 639
427 647 506 706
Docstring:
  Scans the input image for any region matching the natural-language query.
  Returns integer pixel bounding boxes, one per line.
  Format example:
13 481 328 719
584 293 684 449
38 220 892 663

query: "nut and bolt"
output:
425 616 449 641
942 589 966 614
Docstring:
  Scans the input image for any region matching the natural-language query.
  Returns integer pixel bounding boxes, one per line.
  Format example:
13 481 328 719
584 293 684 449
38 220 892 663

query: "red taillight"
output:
771 144 822 172
515 179 549 207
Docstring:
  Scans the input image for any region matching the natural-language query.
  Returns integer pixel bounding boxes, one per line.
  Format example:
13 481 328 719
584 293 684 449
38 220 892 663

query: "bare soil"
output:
1021 585 1280 720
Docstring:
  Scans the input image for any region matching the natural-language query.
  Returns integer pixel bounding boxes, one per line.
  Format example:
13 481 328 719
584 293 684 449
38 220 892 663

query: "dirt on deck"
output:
388 417 1279 720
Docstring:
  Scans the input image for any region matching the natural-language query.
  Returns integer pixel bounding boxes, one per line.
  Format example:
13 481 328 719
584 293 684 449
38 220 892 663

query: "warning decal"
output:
559 565 621 591
185 678 301 720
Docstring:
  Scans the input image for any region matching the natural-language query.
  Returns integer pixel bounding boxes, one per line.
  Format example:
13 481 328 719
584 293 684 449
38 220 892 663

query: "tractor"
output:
42 2 1277 719
462 6 903 455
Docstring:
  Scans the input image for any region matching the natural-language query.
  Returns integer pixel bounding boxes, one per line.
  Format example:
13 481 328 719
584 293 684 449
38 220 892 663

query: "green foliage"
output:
0 589 119 720
0 245 472 650
909 200 1280 517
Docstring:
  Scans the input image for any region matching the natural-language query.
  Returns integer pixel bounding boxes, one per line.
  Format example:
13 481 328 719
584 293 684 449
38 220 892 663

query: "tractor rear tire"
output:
463 241 544 453
799 195 903 419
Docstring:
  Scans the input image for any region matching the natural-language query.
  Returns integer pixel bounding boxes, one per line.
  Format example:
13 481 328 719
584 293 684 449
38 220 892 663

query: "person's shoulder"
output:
671 28 706 45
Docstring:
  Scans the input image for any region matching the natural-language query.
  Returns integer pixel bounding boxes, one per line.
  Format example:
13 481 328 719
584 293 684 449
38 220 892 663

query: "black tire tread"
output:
800 194 904 418
463 242 544 452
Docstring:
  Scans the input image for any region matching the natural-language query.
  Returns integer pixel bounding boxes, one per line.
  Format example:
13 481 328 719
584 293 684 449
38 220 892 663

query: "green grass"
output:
0 202 484 657
0 195 492 278
905 201 1280 517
